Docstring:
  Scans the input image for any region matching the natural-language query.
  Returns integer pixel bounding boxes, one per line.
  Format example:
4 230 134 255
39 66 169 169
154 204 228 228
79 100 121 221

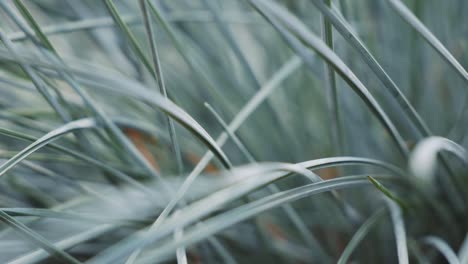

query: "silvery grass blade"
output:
0 118 97 178
409 136 467 213
337 208 386 264
458 234 468 264
0 126 153 194
422 236 460 264
309 0 430 137
0 122 154 195
87 158 402 263
6 11 264 42
0 208 147 226
409 136 467 181
386 0 468 152
173 211 188 264
386 0 468 84
127 176 373 263
320 0 343 155
386 198 409 264
139 0 184 174
102 0 154 77
248 0 409 158
0 31 71 122
0 210 80 264
8 15 140 42
123 161 320 263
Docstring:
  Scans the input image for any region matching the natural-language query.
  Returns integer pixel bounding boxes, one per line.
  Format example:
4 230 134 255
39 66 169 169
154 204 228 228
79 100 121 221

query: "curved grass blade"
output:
310 0 431 136
458 234 468 264
87 157 402 264
409 136 467 181
8 225 113 264
337 208 386 264
123 161 320 263
134 176 372 263
139 0 184 174
0 118 96 178
0 126 152 194
249 0 409 157
0 208 146 226
386 198 409 264
387 0 468 84
422 236 460 264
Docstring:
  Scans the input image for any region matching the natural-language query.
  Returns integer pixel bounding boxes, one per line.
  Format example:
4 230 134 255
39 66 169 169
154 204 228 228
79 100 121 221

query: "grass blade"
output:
139 0 184 174
136 176 372 263
320 0 343 155
422 236 460 264
0 210 80 264
337 208 386 264
386 198 409 264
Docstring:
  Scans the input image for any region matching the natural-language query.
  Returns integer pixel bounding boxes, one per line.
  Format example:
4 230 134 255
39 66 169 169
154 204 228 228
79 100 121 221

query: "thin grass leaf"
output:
422 236 460 264
386 198 409 264
0 208 146 226
11 0 56 53
102 0 154 75
368 176 408 210
0 30 71 122
458 234 468 264
0 118 96 178
409 136 467 181
337 208 386 264
0 126 153 194
386 0 468 84
320 0 343 155
139 0 184 174
0 210 80 264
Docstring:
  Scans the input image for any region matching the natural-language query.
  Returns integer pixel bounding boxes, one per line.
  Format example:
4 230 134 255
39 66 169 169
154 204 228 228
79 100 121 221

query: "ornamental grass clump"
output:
0 0 467 263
